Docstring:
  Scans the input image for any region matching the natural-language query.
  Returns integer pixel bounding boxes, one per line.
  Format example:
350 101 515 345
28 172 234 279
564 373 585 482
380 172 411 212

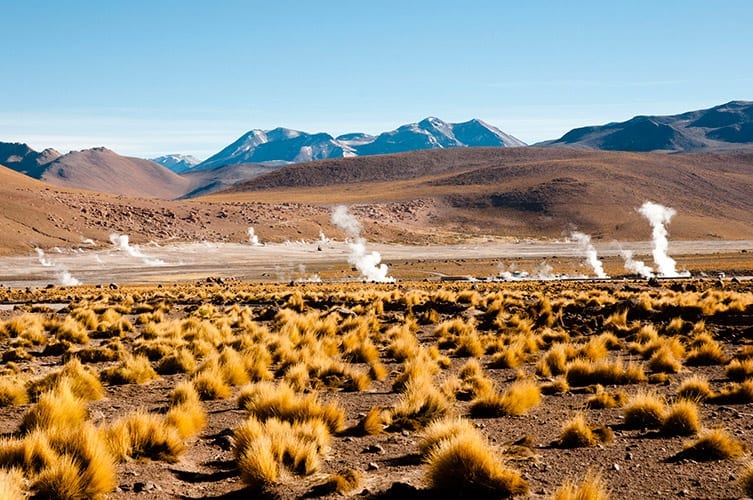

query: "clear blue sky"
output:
3 0 752 159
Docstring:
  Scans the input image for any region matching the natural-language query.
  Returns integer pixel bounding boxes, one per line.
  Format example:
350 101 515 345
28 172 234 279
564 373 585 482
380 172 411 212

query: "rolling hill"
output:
210 147 753 241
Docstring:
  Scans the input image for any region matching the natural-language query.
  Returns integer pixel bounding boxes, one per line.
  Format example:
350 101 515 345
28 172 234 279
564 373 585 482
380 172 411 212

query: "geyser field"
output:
2 204 753 499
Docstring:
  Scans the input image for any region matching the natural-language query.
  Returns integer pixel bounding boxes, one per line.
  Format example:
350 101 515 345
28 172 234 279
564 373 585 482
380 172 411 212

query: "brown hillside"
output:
210 147 753 241
40 147 191 199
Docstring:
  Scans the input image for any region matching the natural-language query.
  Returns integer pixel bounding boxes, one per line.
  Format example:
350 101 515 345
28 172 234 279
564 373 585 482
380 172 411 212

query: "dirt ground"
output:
1 259 753 499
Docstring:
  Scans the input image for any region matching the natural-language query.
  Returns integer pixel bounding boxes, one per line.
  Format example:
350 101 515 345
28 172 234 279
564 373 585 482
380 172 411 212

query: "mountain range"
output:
543 100 753 152
194 117 525 171
1 101 752 200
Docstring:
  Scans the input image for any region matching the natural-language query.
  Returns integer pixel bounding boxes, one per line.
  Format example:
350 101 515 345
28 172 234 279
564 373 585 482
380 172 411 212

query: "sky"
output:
3 0 753 159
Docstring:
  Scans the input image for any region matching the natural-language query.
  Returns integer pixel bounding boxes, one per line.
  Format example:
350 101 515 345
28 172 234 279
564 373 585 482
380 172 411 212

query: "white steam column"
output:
571 231 608 278
638 201 687 278
331 205 394 283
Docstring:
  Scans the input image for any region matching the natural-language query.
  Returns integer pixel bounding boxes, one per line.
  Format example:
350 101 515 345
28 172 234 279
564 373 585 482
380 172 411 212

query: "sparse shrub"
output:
585 387 626 409
419 417 478 457
739 460 753 496
726 358 753 381
469 379 541 418
21 379 88 432
661 400 701 436
685 339 727 366
156 348 196 375
683 428 748 460
104 410 185 462
425 433 529 497
27 358 105 402
553 470 610 500
555 412 613 448
0 377 28 407
238 381 345 433
565 358 646 386
709 380 753 404
0 469 25 500
101 354 158 385
166 382 206 438
192 362 232 400
237 435 279 490
540 376 570 395
389 377 450 431
677 374 712 402
647 346 682 373
316 468 362 495
622 390 666 429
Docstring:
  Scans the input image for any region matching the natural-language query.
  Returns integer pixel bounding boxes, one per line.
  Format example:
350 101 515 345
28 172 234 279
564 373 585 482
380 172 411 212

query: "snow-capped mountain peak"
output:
151 154 202 173
193 118 525 170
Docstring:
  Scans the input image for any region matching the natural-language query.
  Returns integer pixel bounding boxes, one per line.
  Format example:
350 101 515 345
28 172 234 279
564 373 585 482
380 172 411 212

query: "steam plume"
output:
620 249 654 278
35 247 81 285
109 233 164 266
247 227 262 246
331 205 393 283
638 201 681 277
571 231 608 278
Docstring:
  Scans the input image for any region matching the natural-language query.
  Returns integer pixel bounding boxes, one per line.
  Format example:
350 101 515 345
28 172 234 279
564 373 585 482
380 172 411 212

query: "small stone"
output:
401 430 410 437
343 436 354 443
364 444 385 454
367 462 379 471
625 452 634 460
133 482 145 493
611 464 620 471
679 489 690 497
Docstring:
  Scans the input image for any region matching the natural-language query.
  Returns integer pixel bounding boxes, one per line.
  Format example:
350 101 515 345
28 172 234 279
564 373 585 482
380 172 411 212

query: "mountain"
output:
194 118 525 170
151 154 201 173
40 147 191 199
181 163 283 198
544 100 753 152
0 142 61 177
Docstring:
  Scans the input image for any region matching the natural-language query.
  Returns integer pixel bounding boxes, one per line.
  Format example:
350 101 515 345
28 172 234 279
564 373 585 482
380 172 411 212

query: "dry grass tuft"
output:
425 433 529 497
683 428 748 460
101 354 158 385
469 379 541 418
27 358 105 402
105 410 185 462
677 374 713 402
622 390 666 429
21 379 88 433
0 469 25 500
0 377 29 407
555 412 613 448
726 358 753 381
661 400 701 436
739 460 753 497
553 470 610 500
709 380 753 404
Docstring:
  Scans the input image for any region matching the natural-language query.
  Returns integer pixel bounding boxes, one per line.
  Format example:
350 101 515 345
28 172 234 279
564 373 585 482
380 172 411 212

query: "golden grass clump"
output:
388 376 450 431
0 469 25 500
622 390 666 429
21 379 88 433
425 432 529 497
192 361 233 400
676 374 713 401
585 387 627 409
739 461 753 497
238 381 345 433
553 470 610 500
469 379 541 418
565 358 646 386
48 316 91 344
100 354 158 385
685 337 728 366
104 410 185 462
0 377 29 407
234 416 331 491
683 428 748 460
555 412 613 448
709 380 753 404
647 346 683 374
166 381 206 438
156 347 197 375
317 468 362 495
27 358 105 402
661 400 701 436
726 358 753 381
419 417 478 457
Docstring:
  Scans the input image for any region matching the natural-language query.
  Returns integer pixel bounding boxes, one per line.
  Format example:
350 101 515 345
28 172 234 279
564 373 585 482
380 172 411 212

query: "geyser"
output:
331 205 394 283
638 201 687 278
571 231 608 278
